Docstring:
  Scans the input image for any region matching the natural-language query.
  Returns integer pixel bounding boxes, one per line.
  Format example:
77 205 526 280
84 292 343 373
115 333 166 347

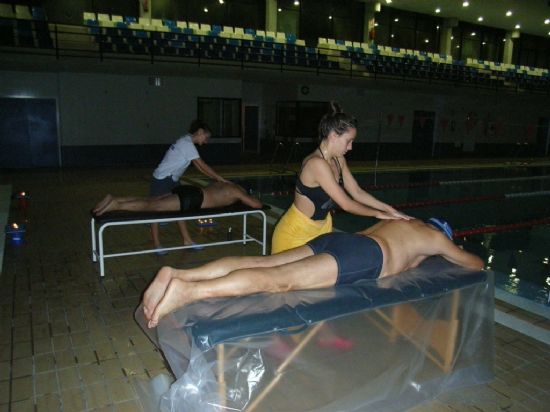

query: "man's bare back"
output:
358 219 482 277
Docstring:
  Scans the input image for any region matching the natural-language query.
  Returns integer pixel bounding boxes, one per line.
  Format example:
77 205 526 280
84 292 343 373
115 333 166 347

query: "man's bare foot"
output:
148 278 193 328
93 194 113 215
143 266 175 320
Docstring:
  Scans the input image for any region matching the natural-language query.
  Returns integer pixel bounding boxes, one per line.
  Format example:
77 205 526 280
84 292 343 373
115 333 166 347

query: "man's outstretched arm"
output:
439 239 485 271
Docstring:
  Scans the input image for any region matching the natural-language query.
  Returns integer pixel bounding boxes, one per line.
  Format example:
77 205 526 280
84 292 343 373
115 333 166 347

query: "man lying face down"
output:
142 218 484 328
93 181 263 216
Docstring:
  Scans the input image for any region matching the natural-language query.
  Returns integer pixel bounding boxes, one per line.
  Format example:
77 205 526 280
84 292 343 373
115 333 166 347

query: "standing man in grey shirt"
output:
150 120 227 254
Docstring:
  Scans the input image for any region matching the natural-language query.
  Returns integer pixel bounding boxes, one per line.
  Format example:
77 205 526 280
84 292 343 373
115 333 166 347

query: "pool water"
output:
233 166 550 306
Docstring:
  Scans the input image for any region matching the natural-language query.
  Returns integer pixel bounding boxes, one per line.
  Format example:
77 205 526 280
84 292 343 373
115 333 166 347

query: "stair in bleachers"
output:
0 3 53 49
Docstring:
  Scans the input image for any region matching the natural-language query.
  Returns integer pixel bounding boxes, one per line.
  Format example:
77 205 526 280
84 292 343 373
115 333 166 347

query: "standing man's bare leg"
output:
177 221 194 245
151 223 162 248
147 253 337 328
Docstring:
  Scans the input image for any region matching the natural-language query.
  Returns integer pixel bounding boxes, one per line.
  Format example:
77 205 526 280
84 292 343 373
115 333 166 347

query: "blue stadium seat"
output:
31 6 46 21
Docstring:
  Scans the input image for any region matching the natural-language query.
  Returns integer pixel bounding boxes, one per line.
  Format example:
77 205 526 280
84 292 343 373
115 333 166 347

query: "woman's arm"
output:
339 158 412 219
304 158 398 219
192 158 228 182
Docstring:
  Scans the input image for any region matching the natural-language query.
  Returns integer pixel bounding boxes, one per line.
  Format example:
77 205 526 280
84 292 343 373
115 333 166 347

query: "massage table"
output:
90 204 268 277
134 257 494 411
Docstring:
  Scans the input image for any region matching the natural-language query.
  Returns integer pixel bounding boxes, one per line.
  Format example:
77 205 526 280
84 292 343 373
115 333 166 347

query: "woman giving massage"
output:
271 102 411 254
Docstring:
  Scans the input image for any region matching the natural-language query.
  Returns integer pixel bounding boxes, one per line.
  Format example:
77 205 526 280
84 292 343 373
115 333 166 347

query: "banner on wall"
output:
526 124 536 142
398 114 405 127
494 120 504 138
465 112 478 133
440 117 449 131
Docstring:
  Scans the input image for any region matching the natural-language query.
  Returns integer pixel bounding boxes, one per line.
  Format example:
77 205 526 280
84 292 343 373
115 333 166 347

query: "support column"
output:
502 30 518 64
439 27 452 56
139 0 151 19
439 18 456 56
266 0 277 32
362 1 380 44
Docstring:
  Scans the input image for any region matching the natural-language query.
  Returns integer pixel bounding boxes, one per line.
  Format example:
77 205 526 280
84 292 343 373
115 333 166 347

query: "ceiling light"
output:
471 32 476 36
374 22 379 26
391 34 394 38
477 17 483 22
435 8 441 14
545 19 550 25
386 0 392 3
218 0 224 4
502 38 506 42
293 0 299 5
548 32 550 36
394 18 399 22
456 45 460 48
328 15 332 20
278 8 282 12
451 36 454 40
424 39 429 43
482 41 486 45
462 1 469 7
436 25 440 29
515 24 521 29
506 11 512 17
203 7 208 12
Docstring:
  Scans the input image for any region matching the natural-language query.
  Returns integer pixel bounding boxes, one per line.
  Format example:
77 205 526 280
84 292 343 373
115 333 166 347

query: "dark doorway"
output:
411 110 435 158
0 98 59 168
244 105 259 153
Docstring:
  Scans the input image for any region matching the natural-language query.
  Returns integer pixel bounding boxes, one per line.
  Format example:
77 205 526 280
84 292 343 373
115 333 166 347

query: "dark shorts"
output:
150 176 178 197
171 185 204 213
306 232 383 285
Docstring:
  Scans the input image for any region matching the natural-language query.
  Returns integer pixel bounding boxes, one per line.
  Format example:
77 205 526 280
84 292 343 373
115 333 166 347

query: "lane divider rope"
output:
393 190 550 210
453 217 550 238
363 174 550 191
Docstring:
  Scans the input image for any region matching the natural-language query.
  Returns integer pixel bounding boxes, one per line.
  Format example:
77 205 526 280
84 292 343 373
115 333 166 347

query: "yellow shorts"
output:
271 203 332 254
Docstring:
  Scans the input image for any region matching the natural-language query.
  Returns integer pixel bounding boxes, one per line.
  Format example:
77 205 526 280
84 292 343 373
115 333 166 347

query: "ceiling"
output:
383 0 550 38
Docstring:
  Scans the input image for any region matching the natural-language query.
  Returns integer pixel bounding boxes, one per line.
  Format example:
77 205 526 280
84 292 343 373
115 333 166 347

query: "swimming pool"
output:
233 166 550 306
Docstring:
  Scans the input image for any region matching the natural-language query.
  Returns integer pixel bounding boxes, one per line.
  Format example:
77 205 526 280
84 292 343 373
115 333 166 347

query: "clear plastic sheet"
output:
134 257 494 411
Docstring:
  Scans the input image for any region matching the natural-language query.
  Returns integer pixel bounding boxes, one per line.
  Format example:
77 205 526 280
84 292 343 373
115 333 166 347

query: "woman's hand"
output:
376 208 414 220
375 210 402 220
386 207 414 220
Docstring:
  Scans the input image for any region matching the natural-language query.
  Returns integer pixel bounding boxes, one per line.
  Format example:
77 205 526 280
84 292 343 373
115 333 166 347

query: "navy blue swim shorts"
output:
306 232 383 284
171 185 204 212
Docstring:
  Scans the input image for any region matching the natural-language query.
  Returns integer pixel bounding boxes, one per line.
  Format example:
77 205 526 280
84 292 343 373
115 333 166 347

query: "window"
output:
377 6 440 52
514 34 549 68
156 0 264 29
452 22 505 62
197 98 241 138
276 101 330 138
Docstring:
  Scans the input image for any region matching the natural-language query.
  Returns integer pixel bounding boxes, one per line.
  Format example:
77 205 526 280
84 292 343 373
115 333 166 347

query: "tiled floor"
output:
1 165 550 411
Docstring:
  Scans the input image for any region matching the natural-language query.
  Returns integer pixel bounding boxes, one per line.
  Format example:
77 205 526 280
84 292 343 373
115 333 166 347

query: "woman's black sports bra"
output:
295 148 344 220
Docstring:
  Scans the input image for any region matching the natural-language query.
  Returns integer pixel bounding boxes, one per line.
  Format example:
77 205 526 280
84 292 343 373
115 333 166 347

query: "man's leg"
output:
143 245 314 318
147 252 338 328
